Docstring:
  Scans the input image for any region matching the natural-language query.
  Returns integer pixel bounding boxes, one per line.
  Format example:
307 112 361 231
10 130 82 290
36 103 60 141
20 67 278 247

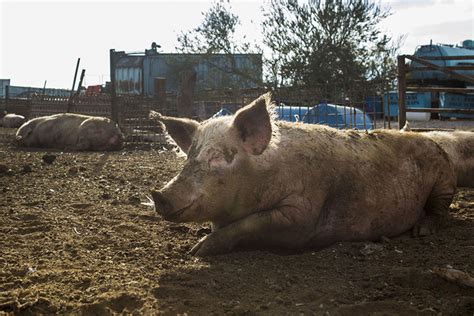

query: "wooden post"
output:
76 69 86 95
4 85 9 114
176 70 197 118
154 77 166 107
110 49 118 122
68 58 80 112
397 55 407 129
69 58 80 100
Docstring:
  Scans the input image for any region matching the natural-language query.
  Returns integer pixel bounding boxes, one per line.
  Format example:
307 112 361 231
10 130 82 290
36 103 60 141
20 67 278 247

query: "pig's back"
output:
34 114 88 148
274 123 455 243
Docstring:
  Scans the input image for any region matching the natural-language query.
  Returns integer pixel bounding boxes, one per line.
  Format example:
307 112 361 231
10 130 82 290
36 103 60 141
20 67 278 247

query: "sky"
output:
0 0 473 89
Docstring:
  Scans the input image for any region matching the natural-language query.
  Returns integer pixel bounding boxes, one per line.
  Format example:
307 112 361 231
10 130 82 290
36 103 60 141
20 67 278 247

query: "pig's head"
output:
15 120 35 147
151 93 276 226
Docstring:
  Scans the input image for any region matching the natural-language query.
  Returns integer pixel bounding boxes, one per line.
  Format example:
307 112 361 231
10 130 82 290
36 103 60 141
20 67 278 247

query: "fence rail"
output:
4 83 403 143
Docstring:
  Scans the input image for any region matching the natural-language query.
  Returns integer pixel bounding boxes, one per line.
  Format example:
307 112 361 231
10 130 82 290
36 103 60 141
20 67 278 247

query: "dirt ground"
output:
0 126 473 315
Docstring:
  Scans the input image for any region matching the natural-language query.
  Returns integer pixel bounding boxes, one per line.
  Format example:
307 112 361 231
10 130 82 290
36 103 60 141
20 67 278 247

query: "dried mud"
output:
0 127 473 315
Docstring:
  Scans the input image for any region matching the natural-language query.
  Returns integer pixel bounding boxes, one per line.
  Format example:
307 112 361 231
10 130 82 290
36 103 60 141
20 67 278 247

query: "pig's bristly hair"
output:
261 91 281 151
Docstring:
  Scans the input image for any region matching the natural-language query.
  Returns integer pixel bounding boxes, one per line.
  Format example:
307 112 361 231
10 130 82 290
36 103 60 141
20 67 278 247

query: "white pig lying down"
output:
401 123 474 188
149 93 456 256
16 113 123 151
0 111 26 128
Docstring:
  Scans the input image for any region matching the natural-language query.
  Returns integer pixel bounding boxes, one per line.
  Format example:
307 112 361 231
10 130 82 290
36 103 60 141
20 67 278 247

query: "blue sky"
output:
1 0 473 89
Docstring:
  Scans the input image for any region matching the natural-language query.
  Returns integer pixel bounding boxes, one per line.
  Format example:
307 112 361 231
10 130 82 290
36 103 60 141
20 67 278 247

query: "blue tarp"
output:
211 103 373 130
210 107 234 119
302 103 373 129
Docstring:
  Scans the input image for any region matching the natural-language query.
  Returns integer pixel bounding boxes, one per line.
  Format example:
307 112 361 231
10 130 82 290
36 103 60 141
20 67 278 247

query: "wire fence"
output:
3 83 401 146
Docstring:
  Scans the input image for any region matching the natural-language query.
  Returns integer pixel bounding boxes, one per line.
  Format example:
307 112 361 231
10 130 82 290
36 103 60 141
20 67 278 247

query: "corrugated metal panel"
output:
115 56 143 95
116 67 142 95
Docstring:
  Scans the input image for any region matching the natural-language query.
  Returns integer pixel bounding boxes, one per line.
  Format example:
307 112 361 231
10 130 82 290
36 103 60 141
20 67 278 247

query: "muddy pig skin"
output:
16 113 123 151
401 124 474 187
0 112 26 128
150 93 456 256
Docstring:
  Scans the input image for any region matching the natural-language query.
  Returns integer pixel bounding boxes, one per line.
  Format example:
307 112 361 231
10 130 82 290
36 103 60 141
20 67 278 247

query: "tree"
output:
262 0 400 90
176 1 262 89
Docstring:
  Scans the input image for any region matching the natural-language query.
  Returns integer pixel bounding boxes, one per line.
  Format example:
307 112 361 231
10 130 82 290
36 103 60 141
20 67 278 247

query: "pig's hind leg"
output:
412 176 455 237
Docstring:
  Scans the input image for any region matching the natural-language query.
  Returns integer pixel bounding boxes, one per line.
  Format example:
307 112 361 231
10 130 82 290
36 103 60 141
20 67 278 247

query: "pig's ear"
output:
401 121 411 132
232 94 272 155
149 111 198 153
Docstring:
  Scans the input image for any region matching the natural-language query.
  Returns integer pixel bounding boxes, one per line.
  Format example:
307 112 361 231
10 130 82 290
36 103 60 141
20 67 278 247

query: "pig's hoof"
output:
412 217 438 237
190 236 209 256
189 234 231 256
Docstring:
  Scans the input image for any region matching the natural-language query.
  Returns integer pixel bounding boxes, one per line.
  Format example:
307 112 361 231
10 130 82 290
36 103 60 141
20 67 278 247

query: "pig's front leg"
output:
190 204 315 256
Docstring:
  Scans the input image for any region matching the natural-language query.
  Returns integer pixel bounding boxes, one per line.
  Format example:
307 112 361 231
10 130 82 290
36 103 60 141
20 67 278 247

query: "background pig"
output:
150 93 456 256
402 123 474 187
16 113 123 151
0 111 26 128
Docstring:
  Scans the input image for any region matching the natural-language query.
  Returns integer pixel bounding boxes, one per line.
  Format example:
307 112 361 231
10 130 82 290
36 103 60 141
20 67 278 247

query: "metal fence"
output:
4 84 395 143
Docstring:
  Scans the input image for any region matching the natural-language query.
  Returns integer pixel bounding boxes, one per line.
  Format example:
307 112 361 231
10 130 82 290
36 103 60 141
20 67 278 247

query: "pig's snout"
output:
151 190 174 218
107 134 123 150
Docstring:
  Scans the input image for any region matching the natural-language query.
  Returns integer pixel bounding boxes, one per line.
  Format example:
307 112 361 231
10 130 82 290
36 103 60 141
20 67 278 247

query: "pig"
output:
16 113 123 151
149 93 456 256
0 111 26 128
401 122 474 187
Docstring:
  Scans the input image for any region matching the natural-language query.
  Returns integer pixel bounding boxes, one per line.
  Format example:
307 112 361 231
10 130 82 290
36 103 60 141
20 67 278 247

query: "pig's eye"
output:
208 152 227 169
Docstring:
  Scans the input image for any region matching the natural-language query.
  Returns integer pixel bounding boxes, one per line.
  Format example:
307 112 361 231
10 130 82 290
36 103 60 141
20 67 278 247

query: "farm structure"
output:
110 45 262 96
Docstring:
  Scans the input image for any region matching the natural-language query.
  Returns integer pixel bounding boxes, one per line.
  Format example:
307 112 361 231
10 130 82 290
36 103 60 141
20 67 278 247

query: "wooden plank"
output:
405 55 474 84
404 55 474 61
407 86 474 93
406 108 474 113
409 66 474 71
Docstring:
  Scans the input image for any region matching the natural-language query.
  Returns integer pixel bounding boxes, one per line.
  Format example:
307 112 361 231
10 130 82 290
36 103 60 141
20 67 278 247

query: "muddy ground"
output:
0 126 473 315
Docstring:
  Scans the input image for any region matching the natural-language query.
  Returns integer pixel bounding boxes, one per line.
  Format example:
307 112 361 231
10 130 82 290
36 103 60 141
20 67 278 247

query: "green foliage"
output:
262 0 400 88
176 1 262 89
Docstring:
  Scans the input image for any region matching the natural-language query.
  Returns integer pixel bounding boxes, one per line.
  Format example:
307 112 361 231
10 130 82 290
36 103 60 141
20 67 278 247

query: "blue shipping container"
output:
439 93 474 119
383 92 431 117
364 96 383 118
